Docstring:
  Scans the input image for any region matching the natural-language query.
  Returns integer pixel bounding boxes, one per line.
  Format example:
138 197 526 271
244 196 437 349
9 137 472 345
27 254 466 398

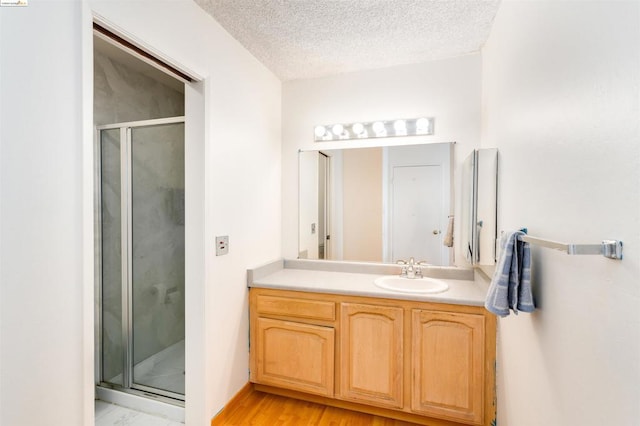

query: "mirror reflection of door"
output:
318 152 330 259
390 165 442 263
383 143 450 265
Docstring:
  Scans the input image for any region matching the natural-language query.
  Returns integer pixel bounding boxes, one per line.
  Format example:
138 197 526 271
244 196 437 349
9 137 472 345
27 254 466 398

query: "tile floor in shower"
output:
97 340 185 425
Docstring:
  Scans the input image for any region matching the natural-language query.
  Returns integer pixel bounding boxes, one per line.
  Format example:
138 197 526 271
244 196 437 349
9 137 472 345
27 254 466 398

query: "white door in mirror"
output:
373 276 449 294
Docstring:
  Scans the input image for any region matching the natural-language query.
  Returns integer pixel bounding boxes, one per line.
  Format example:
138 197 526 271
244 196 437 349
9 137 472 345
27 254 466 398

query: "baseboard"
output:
210 382 253 426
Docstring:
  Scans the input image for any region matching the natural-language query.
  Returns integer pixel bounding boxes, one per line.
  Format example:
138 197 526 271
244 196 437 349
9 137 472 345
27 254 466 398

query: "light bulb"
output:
352 122 364 135
314 125 326 138
393 119 407 135
332 124 344 136
372 121 385 136
416 117 430 133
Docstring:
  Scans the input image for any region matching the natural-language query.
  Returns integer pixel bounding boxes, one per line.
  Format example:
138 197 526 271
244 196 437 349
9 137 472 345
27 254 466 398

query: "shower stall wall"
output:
97 116 185 402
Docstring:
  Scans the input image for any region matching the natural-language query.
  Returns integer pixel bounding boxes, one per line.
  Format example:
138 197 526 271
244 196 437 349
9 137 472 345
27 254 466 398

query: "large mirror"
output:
298 142 453 266
461 148 498 267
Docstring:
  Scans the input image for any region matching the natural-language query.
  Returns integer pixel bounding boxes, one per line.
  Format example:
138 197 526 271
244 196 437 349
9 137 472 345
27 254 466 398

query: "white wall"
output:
0 2 87 425
90 2 282 424
282 55 482 263
1 0 282 425
481 1 640 425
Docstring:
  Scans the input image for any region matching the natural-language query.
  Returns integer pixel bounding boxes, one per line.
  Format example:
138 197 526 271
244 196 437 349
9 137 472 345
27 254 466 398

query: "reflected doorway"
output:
318 152 330 259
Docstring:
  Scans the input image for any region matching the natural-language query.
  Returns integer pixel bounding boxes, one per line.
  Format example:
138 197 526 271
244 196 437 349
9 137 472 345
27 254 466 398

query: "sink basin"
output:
373 276 449 294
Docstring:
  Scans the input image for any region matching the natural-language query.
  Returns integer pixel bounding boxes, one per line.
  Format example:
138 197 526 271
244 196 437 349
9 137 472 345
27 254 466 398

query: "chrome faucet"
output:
397 257 428 279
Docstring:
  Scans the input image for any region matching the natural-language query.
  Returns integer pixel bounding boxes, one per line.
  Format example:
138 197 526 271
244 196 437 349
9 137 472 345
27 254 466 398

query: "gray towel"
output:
484 230 535 317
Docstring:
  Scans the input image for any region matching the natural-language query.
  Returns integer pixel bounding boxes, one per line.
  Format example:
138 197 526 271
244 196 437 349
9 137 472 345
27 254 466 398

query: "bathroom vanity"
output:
248 260 496 426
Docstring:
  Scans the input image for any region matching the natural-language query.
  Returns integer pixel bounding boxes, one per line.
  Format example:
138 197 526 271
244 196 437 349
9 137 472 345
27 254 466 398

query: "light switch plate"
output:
216 235 229 256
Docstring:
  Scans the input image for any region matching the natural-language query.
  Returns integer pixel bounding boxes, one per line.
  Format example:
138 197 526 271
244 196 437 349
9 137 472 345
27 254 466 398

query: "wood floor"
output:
211 386 420 426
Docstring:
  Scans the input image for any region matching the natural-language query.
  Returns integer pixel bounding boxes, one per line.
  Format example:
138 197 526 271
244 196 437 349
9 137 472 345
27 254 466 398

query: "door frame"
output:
86 11 207 425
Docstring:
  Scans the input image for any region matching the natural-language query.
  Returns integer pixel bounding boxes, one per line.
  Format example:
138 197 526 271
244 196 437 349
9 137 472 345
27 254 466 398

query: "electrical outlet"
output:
216 235 229 256
311 223 316 234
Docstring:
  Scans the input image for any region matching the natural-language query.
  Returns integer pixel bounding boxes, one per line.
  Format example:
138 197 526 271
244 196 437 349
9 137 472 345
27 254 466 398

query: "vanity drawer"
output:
255 294 336 322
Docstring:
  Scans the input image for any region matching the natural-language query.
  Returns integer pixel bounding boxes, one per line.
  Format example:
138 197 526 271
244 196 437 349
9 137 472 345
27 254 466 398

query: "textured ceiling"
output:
194 0 501 81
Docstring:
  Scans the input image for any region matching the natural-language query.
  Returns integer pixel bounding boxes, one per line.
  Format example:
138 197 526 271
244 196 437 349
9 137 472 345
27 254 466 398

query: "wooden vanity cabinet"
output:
249 288 496 426
250 292 336 397
411 309 486 425
339 302 404 408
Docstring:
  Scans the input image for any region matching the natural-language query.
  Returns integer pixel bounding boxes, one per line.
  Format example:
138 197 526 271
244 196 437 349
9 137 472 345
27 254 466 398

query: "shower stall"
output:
95 117 185 404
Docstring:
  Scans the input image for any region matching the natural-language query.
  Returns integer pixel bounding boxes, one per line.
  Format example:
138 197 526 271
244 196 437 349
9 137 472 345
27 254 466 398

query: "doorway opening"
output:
93 24 187 421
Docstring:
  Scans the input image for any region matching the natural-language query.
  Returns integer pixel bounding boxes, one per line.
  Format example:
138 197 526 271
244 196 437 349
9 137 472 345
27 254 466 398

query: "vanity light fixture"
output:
313 117 434 142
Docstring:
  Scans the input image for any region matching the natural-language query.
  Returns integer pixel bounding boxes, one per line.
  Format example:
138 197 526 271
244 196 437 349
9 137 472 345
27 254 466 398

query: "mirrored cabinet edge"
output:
462 147 499 278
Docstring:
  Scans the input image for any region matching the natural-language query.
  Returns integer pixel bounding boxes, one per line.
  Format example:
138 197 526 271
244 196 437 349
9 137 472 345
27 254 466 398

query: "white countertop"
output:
250 267 490 307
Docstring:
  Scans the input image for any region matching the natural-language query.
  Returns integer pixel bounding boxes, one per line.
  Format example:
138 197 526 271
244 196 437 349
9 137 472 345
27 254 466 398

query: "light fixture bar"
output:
314 117 434 142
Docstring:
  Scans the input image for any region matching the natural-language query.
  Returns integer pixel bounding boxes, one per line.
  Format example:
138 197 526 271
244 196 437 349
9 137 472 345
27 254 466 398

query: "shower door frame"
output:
95 116 186 403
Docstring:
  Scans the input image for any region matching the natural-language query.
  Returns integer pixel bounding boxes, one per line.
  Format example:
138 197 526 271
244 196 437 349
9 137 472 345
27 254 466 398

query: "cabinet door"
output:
411 310 485 425
340 303 403 408
254 318 334 396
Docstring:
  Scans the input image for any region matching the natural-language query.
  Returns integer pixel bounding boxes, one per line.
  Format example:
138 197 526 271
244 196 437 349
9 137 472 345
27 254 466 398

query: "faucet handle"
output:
396 260 408 276
414 261 429 278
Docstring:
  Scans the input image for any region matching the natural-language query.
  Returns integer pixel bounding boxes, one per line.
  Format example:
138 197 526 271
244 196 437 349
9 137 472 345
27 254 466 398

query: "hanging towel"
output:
484 230 535 317
443 216 454 247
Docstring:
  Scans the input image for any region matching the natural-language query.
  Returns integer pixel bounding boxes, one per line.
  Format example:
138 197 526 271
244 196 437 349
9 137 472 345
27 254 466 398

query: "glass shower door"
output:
130 123 185 397
98 118 185 401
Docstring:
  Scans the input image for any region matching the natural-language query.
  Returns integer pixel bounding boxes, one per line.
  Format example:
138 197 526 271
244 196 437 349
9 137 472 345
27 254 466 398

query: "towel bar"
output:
517 235 623 260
